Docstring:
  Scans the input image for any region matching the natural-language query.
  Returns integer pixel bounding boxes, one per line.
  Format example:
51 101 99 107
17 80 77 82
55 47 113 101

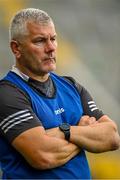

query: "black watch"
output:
59 123 70 141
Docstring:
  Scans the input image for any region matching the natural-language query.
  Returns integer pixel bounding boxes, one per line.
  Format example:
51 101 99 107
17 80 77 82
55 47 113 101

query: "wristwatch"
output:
59 123 70 141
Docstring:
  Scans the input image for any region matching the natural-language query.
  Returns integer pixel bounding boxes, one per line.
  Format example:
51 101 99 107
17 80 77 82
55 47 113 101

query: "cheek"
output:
21 45 45 64
31 47 44 58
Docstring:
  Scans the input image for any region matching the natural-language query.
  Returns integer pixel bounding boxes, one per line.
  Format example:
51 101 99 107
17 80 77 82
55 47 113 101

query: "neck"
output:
28 73 49 82
15 65 49 82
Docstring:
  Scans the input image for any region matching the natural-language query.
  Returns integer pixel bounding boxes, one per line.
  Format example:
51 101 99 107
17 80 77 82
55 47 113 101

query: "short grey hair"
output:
9 8 53 41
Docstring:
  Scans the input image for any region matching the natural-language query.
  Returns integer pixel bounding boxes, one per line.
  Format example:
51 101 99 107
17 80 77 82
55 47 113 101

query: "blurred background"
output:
0 0 120 179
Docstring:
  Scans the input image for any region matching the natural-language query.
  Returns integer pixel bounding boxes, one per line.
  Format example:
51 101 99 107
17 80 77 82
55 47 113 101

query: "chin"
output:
46 64 56 72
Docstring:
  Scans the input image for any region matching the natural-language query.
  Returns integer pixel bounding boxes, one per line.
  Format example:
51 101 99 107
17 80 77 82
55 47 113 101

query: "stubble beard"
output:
27 58 56 76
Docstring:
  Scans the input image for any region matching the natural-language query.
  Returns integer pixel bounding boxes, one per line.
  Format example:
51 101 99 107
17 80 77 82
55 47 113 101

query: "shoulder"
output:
62 76 84 93
61 76 104 119
62 76 91 98
0 80 29 101
0 80 31 117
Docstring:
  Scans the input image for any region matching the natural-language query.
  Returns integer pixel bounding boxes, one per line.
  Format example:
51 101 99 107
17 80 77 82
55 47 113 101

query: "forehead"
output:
26 21 56 37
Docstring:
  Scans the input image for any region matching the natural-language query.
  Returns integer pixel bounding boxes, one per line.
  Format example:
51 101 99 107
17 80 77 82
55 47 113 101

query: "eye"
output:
33 38 46 45
51 37 57 42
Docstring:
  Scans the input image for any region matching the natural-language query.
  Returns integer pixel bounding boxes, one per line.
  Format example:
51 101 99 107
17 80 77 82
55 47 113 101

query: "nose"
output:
45 40 57 53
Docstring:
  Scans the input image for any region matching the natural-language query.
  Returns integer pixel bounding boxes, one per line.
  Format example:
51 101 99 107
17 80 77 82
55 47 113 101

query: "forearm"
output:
12 126 80 170
70 116 120 153
42 139 80 169
46 116 120 153
38 135 80 169
43 127 80 168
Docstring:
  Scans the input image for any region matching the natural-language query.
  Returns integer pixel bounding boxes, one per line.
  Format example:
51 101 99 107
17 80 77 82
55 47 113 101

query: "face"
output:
13 21 57 77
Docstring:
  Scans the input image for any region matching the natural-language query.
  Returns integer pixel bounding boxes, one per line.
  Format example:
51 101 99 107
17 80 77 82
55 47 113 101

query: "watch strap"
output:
64 130 70 141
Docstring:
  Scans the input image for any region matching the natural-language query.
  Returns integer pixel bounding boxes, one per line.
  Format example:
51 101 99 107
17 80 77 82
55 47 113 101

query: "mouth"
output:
44 58 56 63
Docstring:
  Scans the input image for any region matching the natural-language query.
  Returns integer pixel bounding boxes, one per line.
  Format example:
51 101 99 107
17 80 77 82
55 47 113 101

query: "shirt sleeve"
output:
0 81 42 143
63 76 104 120
80 86 104 119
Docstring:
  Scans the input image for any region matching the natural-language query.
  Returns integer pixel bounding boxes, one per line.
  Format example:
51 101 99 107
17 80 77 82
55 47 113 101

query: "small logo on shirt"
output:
55 108 65 115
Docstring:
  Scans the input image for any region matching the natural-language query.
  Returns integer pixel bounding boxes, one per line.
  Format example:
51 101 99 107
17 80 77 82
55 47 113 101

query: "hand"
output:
78 115 98 126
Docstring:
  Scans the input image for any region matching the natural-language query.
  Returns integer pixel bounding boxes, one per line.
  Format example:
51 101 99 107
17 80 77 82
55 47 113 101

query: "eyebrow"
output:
32 34 57 41
34 34 57 39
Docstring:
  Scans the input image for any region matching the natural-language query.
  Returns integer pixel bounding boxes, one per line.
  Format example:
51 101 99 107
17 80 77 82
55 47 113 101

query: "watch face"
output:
60 123 70 131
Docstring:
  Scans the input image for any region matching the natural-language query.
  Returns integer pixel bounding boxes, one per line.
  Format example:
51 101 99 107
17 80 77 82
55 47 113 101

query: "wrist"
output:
59 123 70 141
69 126 80 144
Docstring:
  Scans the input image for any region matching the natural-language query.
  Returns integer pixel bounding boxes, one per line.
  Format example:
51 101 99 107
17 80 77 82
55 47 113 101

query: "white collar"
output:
11 65 29 82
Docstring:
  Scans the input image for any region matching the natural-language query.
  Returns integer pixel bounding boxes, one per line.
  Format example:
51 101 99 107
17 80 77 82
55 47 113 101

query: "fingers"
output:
78 115 97 126
89 117 96 124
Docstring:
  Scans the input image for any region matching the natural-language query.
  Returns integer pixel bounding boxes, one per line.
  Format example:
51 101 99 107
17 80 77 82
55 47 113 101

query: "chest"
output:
4 72 84 129
31 85 83 129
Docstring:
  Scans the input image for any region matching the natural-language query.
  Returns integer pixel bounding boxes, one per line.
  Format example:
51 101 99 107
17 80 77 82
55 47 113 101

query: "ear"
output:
10 40 21 59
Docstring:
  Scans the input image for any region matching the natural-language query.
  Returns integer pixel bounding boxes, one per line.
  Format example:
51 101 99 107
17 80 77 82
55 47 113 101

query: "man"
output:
0 8 119 179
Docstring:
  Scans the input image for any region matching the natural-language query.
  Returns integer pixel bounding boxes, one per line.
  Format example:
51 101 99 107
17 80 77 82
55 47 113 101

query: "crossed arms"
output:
12 115 120 169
